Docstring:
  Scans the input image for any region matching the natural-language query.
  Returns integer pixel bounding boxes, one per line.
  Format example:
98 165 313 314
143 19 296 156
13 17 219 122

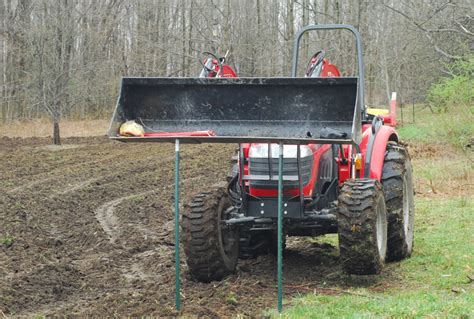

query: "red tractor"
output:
181 32 414 282
109 25 415 290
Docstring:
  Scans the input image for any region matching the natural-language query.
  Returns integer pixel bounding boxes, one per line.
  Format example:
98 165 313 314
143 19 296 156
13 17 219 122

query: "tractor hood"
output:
108 77 361 144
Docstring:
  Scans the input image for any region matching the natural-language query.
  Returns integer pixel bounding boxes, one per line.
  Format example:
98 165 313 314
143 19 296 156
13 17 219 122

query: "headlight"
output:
248 144 313 158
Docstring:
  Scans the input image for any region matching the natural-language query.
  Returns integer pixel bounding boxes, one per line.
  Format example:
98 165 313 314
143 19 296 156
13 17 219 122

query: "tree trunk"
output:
302 0 309 61
187 0 193 76
53 120 60 145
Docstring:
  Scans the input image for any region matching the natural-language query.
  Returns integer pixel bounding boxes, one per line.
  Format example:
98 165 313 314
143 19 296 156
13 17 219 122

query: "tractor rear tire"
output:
182 185 239 282
337 179 387 275
382 143 415 261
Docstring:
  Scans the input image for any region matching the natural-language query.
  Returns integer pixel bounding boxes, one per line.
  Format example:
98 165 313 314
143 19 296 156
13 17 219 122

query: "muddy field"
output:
1 136 425 317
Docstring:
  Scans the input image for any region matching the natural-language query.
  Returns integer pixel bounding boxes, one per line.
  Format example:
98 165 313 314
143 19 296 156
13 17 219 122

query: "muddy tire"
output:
337 179 387 275
382 143 415 261
182 186 239 282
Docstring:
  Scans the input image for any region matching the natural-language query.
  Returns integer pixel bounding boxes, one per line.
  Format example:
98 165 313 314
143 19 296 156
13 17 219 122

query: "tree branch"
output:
381 0 462 60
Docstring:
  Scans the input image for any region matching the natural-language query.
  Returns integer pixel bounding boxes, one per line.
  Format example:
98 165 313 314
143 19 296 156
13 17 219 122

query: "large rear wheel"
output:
337 179 387 275
182 185 239 282
382 143 415 261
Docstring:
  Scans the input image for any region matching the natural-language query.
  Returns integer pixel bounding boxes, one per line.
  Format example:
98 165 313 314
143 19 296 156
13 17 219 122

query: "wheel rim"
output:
375 197 387 260
217 199 238 265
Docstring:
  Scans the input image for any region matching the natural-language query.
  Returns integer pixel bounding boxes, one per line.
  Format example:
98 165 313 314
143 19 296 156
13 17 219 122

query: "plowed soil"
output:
0 137 399 317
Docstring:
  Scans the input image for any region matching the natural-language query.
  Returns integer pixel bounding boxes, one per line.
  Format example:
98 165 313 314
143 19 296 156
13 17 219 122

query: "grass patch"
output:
397 106 473 151
414 159 470 182
270 197 473 318
411 155 472 197
1 233 15 247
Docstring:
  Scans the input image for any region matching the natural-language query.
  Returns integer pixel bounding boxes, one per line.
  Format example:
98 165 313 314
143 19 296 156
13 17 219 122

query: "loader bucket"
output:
108 77 361 144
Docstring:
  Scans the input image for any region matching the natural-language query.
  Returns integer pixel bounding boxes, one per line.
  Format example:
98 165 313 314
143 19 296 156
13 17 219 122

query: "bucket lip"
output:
109 135 355 145
120 76 359 86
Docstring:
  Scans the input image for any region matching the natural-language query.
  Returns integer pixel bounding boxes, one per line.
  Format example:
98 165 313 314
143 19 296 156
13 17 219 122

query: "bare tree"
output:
0 0 472 137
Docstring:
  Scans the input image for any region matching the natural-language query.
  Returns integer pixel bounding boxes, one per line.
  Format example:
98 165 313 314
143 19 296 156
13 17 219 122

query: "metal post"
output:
174 139 181 310
412 100 415 123
297 145 304 215
277 142 284 312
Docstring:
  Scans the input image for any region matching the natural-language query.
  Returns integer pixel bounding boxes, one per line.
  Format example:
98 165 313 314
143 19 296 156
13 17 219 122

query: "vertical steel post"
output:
296 145 304 215
174 139 181 310
277 142 284 312
412 100 415 123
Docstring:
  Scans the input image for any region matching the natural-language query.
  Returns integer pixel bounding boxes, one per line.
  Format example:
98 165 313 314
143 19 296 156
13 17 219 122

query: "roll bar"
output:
291 24 366 120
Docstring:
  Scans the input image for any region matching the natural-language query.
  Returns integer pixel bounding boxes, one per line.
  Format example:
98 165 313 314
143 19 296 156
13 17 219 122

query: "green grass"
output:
1 233 14 247
396 105 473 150
413 159 470 182
269 197 473 318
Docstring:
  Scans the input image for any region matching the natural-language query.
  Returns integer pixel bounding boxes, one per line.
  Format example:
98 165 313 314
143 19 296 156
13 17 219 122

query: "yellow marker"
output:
354 153 363 170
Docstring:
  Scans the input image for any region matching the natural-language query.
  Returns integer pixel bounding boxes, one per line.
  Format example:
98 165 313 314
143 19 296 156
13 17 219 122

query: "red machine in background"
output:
305 50 341 78
198 51 237 78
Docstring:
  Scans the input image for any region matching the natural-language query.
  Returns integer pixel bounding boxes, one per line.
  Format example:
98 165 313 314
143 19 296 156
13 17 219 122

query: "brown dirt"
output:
405 141 473 198
0 136 403 317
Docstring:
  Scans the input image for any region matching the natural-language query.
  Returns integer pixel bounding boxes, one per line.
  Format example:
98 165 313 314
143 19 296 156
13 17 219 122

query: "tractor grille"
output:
248 157 313 189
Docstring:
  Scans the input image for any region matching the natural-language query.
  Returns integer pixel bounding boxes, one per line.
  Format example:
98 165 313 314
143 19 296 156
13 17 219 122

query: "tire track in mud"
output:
56 177 101 195
93 175 202 244
94 192 154 243
94 175 204 284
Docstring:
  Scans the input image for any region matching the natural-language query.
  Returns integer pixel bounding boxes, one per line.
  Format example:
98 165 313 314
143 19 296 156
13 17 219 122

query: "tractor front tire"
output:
182 185 239 282
337 179 387 275
382 143 415 261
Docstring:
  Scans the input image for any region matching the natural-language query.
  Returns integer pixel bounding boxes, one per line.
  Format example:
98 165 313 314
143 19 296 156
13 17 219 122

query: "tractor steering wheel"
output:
199 51 223 77
305 50 326 77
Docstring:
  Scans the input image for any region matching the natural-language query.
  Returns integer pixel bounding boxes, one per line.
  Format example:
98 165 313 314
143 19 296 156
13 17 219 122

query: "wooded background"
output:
1 0 472 125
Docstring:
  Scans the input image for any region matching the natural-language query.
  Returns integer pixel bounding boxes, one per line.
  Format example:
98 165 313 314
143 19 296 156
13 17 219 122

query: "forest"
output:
1 0 472 131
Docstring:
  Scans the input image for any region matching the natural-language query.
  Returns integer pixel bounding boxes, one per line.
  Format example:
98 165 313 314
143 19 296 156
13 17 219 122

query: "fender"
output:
364 125 398 180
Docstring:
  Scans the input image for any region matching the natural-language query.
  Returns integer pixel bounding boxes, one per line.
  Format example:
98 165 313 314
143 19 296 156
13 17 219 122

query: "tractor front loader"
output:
108 24 415 312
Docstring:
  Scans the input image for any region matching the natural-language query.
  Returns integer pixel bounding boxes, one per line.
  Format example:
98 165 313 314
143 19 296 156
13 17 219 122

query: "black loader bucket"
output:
108 77 361 144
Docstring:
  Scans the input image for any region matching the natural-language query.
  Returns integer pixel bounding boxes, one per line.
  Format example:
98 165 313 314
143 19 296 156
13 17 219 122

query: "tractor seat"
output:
366 108 390 116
